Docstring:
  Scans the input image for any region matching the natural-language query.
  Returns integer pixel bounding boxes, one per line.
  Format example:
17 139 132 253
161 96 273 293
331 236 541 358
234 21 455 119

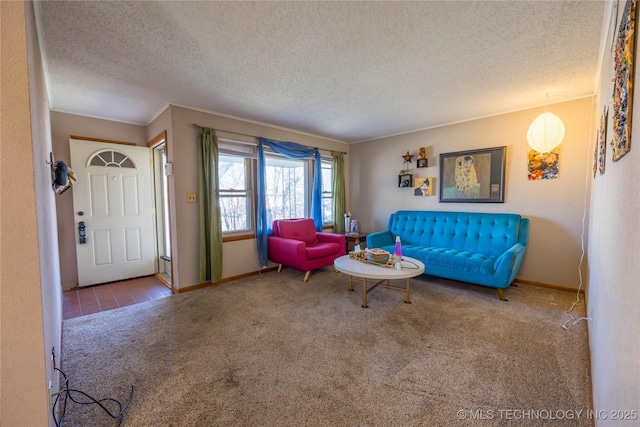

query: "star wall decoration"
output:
402 151 414 164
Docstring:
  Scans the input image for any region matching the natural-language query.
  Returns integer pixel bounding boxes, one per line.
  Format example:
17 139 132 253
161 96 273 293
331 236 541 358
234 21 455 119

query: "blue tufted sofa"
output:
366 211 529 300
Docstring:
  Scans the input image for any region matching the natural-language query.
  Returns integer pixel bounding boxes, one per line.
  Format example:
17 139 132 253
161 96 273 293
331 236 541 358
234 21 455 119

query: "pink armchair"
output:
268 218 346 281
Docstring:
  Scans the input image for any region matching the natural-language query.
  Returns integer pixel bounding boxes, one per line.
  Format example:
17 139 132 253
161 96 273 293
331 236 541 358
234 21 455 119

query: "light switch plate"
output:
186 193 197 203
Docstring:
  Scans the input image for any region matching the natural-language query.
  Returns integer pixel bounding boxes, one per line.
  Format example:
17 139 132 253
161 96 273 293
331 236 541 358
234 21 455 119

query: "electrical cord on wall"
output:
561 96 596 331
561 186 587 330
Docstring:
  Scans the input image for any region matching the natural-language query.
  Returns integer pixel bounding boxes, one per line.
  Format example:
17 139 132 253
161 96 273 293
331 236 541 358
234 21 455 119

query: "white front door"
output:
70 139 155 287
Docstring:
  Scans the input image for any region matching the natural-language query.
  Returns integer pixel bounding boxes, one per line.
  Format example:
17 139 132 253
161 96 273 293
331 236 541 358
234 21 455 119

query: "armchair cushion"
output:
277 218 317 244
306 242 341 260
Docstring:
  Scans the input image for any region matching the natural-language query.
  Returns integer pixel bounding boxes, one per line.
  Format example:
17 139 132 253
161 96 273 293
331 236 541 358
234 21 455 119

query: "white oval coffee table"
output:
334 255 425 308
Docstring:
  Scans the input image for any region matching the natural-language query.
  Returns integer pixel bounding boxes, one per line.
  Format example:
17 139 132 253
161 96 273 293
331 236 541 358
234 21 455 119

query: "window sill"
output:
222 233 256 243
222 224 334 242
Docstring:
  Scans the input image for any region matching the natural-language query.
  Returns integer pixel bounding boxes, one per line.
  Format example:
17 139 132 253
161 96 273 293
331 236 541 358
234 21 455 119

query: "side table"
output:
344 232 368 253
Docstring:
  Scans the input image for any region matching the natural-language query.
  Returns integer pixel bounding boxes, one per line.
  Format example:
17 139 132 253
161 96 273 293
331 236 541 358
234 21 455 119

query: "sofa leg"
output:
277 264 283 273
497 289 508 301
303 271 311 282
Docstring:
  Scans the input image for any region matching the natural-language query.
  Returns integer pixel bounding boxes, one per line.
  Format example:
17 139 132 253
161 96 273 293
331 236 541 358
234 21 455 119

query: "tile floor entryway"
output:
62 275 172 320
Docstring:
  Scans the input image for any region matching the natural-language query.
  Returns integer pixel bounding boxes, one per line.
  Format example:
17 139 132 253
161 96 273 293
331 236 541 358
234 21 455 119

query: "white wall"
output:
588 2 640 424
349 97 593 289
25 1 63 423
0 1 56 425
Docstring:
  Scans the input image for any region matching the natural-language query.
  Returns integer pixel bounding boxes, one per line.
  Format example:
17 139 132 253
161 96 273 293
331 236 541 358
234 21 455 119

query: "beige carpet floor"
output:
60 267 591 426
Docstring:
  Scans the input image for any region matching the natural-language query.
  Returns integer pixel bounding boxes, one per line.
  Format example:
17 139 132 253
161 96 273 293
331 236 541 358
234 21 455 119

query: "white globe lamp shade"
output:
527 112 565 153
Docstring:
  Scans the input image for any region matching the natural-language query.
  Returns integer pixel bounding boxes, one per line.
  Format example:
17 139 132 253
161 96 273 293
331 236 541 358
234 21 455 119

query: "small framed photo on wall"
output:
398 174 413 188
417 158 428 168
414 177 435 196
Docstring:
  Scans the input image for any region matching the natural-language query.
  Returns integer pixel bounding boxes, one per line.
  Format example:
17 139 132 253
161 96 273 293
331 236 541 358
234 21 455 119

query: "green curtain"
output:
332 151 346 234
199 128 223 283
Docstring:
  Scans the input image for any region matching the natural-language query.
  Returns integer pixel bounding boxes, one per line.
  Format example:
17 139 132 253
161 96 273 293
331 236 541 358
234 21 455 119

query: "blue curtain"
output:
257 137 323 267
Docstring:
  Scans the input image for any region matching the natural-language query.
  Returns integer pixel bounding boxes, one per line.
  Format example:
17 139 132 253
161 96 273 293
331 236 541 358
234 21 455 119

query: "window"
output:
89 149 135 168
218 154 253 233
321 160 334 225
217 141 334 236
264 156 308 221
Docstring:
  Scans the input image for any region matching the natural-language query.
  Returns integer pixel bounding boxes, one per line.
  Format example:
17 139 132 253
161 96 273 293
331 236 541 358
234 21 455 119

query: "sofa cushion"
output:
305 242 340 260
406 246 495 275
389 211 522 257
277 219 317 244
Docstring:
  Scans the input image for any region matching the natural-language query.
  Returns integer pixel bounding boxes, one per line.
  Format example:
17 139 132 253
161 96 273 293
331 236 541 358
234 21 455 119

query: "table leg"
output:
362 278 368 308
405 278 411 304
348 275 354 292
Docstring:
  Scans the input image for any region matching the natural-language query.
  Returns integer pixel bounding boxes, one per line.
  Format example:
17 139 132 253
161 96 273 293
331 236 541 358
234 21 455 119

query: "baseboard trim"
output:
176 272 584 295
177 267 279 293
512 278 585 294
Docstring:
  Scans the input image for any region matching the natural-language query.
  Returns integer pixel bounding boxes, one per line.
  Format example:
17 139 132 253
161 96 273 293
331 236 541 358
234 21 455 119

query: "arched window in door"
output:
87 150 136 168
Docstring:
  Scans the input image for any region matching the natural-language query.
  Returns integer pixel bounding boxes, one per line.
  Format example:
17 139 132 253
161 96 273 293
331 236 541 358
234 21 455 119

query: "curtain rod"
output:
192 124 347 155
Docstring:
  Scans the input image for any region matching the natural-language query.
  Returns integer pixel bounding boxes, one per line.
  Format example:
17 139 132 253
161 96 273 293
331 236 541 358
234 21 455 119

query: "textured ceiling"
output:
34 1 607 143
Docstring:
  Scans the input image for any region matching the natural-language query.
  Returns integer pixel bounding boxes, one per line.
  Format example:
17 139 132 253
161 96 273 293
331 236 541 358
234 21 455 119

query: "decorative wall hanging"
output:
417 147 428 168
413 177 435 196
439 146 506 203
402 151 414 164
599 106 609 174
528 148 559 180
46 152 77 195
611 0 636 162
398 173 413 188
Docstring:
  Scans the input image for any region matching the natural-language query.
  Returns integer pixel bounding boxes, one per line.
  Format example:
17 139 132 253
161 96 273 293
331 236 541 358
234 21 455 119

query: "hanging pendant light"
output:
527 111 565 153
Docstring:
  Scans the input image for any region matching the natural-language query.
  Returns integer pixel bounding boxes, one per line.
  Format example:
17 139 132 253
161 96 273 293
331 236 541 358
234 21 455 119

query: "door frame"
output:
70 137 156 286
148 131 174 292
